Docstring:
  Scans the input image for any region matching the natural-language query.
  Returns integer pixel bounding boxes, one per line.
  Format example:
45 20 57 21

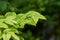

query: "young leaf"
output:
2 34 7 40
2 33 11 40
19 21 26 28
25 11 46 25
0 19 5 23
4 12 17 25
25 18 36 26
26 11 46 20
13 24 20 28
15 14 26 23
11 32 20 40
5 12 16 19
15 14 26 28
4 19 14 25
3 28 19 34
6 33 11 40
0 23 8 28
4 18 17 25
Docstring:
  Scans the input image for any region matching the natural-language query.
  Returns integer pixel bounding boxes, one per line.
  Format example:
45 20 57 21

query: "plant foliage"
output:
0 11 46 40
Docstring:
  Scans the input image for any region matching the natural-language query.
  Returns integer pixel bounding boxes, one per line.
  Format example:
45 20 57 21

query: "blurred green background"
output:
0 0 60 40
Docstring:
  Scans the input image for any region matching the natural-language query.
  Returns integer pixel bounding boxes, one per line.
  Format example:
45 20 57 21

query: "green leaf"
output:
25 11 46 25
15 14 26 23
2 34 7 40
0 19 5 23
13 24 20 28
0 15 5 19
11 32 20 40
25 18 36 25
0 23 8 28
4 19 14 25
5 17 17 25
26 11 46 20
15 11 46 27
5 12 16 19
6 33 11 40
2 33 11 40
3 28 19 34
15 14 26 28
19 21 26 28
38 14 46 20
4 12 17 25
